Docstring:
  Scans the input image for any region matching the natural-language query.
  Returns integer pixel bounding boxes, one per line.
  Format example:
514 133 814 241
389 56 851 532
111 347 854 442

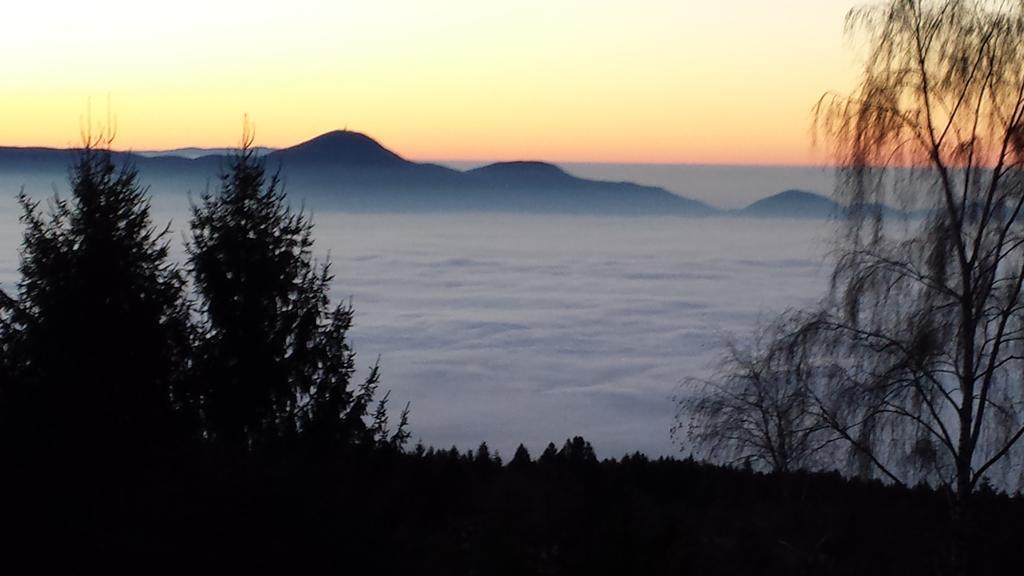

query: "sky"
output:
1 1 863 165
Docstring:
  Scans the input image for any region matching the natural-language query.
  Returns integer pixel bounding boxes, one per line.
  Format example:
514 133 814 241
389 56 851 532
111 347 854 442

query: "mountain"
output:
468 161 577 185
270 131 404 167
136 147 274 159
257 131 716 214
0 147 76 172
465 161 716 215
3 131 868 217
734 189 914 220
737 189 839 218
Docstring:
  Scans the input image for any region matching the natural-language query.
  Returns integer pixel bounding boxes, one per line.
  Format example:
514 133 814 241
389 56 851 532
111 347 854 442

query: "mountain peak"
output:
739 189 838 218
767 189 827 202
274 130 405 166
468 161 572 181
302 129 376 146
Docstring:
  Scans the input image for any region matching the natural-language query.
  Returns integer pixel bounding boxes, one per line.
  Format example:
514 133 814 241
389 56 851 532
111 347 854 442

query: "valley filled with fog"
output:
0 167 834 458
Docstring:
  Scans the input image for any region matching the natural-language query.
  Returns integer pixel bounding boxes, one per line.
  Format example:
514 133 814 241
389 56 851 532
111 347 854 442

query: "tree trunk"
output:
949 481 971 576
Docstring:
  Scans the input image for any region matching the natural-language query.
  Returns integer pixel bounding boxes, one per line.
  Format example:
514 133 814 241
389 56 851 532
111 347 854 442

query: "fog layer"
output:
0 174 832 457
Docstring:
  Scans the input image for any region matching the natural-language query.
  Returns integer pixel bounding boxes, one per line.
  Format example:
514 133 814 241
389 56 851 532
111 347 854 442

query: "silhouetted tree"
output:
0 133 190 464
476 442 493 463
509 444 532 468
685 2 1024 571
539 442 559 466
188 124 404 453
675 315 828 473
814 0 1024 505
678 1 1024 572
558 436 598 464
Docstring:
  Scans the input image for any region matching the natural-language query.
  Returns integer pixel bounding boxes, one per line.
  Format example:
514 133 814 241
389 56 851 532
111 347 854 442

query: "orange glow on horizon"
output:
0 1 862 166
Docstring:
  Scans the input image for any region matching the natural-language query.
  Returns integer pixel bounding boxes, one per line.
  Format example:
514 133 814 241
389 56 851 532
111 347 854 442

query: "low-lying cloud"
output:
0 196 832 459
314 213 831 458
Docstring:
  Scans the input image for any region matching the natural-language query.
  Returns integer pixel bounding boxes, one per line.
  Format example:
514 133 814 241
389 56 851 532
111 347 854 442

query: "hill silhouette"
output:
253 131 717 214
0 131 874 217
271 130 405 166
464 161 716 214
736 189 839 218
137 146 275 159
468 161 583 183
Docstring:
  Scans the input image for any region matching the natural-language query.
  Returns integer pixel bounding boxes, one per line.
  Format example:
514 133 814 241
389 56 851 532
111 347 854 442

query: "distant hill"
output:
464 161 716 215
733 189 911 220
136 147 275 159
253 131 717 214
0 147 76 172
468 161 579 185
736 189 840 218
270 131 404 167
0 131 905 218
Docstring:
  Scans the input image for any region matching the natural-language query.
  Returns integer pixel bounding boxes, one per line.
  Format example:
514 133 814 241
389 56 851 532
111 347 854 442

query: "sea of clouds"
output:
311 213 832 458
0 175 835 459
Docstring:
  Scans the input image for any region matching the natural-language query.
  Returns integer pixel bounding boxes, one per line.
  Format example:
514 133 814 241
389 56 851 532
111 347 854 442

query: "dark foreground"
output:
2 440 1021 575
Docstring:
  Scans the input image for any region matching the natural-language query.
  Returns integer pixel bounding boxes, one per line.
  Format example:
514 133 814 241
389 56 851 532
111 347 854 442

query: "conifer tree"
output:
188 124 405 452
0 133 190 461
510 444 532 468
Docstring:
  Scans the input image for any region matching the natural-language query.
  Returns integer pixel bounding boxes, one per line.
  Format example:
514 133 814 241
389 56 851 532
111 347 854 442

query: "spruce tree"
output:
188 127 403 453
509 444 532 468
0 137 190 463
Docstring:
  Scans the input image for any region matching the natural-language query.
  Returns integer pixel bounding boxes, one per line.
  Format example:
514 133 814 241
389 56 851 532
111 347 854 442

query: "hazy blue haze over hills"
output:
136 146 275 159
0 130 847 216
738 189 840 218
508 162 838 210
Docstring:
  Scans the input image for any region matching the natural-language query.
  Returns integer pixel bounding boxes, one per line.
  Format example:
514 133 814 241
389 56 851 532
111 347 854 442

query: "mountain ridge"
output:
736 189 839 218
270 130 406 167
0 130 866 217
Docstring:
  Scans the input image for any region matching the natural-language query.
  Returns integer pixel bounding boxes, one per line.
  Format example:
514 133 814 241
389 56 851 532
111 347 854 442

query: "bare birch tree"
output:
675 315 830 474
684 2 1024 571
788 0 1024 571
813 0 1024 499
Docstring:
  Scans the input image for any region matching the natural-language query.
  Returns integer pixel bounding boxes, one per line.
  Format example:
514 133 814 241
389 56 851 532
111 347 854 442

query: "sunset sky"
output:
1 1 862 165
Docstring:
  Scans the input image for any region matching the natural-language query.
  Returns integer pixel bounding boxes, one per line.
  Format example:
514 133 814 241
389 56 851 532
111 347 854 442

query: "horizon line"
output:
0 141 838 171
0 128 835 169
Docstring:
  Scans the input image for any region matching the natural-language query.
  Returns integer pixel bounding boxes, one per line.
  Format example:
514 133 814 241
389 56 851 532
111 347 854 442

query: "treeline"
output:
8 431 1024 574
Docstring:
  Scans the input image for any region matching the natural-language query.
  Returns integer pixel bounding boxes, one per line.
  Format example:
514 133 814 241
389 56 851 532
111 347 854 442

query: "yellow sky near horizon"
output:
0 1 862 165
